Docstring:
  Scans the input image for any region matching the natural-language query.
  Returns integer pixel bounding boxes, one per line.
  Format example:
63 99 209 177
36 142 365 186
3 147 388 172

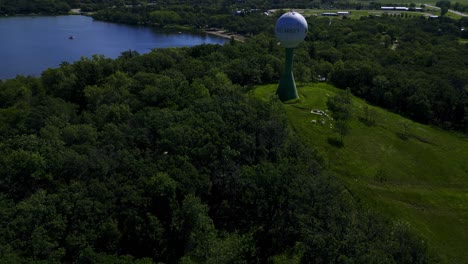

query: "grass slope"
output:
254 83 468 263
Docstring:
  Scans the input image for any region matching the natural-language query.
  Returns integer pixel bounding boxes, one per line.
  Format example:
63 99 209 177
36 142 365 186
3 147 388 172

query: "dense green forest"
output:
0 0 324 15
0 0 128 14
0 0 71 14
1 41 430 263
1 1 467 262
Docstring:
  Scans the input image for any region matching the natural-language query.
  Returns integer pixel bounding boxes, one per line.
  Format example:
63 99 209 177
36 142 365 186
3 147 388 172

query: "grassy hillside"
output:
254 83 468 263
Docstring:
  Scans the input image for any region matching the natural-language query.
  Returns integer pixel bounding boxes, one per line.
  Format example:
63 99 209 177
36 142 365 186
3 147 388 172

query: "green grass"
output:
303 9 380 18
254 83 468 263
303 9 434 19
376 0 439 4
445 11 466 19
301 6 468 20
361 0 468 4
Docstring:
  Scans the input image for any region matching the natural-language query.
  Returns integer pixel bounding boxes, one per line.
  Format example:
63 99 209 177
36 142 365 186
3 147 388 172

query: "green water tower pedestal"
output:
277 48 298 101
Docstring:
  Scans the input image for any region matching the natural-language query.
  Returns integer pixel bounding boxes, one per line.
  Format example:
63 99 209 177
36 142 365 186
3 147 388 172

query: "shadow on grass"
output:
358 117 376 127
328 137 343 148
396 132 409 140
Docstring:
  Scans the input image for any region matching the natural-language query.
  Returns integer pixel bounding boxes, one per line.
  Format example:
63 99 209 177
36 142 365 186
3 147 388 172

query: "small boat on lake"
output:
69 36 75 40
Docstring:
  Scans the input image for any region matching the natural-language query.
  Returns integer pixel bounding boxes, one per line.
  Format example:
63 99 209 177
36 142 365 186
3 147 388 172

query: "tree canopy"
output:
0 31 431 262
1 3 467 262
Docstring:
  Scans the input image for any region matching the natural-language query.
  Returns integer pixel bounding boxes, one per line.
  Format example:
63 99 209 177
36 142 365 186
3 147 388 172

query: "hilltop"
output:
255 83 468 263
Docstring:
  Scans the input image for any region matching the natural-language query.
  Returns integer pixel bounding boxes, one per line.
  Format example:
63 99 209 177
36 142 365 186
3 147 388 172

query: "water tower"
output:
275 11 308 101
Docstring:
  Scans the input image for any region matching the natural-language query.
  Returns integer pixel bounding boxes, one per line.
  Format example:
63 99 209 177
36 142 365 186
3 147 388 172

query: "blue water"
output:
0 15 227 79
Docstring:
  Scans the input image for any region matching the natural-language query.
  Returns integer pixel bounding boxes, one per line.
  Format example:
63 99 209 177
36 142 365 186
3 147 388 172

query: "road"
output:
424 4 468 17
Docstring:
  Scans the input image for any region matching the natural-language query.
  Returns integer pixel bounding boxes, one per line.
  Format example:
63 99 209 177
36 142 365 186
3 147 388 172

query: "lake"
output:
0 15 227 79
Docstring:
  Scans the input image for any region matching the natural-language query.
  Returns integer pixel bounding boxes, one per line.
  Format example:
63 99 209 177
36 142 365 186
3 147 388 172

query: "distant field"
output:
358 0 468 4
303 9 428 19
301 3 468 19
303 9 466 19
255 83 468 263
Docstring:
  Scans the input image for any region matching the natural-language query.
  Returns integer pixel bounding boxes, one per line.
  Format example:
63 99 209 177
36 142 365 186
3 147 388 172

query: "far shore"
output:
1 11 248 42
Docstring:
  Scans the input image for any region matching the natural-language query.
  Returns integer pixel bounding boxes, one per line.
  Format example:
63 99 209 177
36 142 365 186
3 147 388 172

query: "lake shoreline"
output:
0 15 227 80
204 29 246 42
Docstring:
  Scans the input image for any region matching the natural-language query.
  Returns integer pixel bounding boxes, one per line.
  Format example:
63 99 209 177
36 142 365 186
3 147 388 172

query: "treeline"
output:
91 4 277 35
437 0 468 13
4 0 464 16
94 9 468 131
0 0 143 15
453 2 468 12
308 15 468 131
0 38 428 262
0 0 70 15
1 0 436 16
0 0 288 16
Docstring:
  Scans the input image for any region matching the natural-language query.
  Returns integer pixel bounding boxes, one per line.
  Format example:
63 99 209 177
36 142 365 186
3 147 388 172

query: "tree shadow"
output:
358 117 376 127
327 137 343 148
396 132 409 140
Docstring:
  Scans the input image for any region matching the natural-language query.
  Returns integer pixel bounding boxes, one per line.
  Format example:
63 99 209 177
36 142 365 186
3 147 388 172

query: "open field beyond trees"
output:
301 8 466 19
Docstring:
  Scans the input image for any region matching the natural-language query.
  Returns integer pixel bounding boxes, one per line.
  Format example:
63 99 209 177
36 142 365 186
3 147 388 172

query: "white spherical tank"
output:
275 12 308 48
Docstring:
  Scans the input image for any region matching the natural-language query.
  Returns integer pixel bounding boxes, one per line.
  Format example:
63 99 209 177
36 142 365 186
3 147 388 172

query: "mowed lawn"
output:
301 3 468 20
303 9 462 19
254 83 468 263
378 0 468 4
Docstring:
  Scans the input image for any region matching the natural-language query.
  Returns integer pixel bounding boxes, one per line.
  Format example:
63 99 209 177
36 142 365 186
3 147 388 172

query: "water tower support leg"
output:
277 48 298 102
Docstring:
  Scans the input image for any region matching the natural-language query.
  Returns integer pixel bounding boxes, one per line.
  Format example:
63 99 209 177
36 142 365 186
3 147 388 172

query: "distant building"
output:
337 11 350 16
234 10 244 15
321 12 338 16
381 6 413 11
